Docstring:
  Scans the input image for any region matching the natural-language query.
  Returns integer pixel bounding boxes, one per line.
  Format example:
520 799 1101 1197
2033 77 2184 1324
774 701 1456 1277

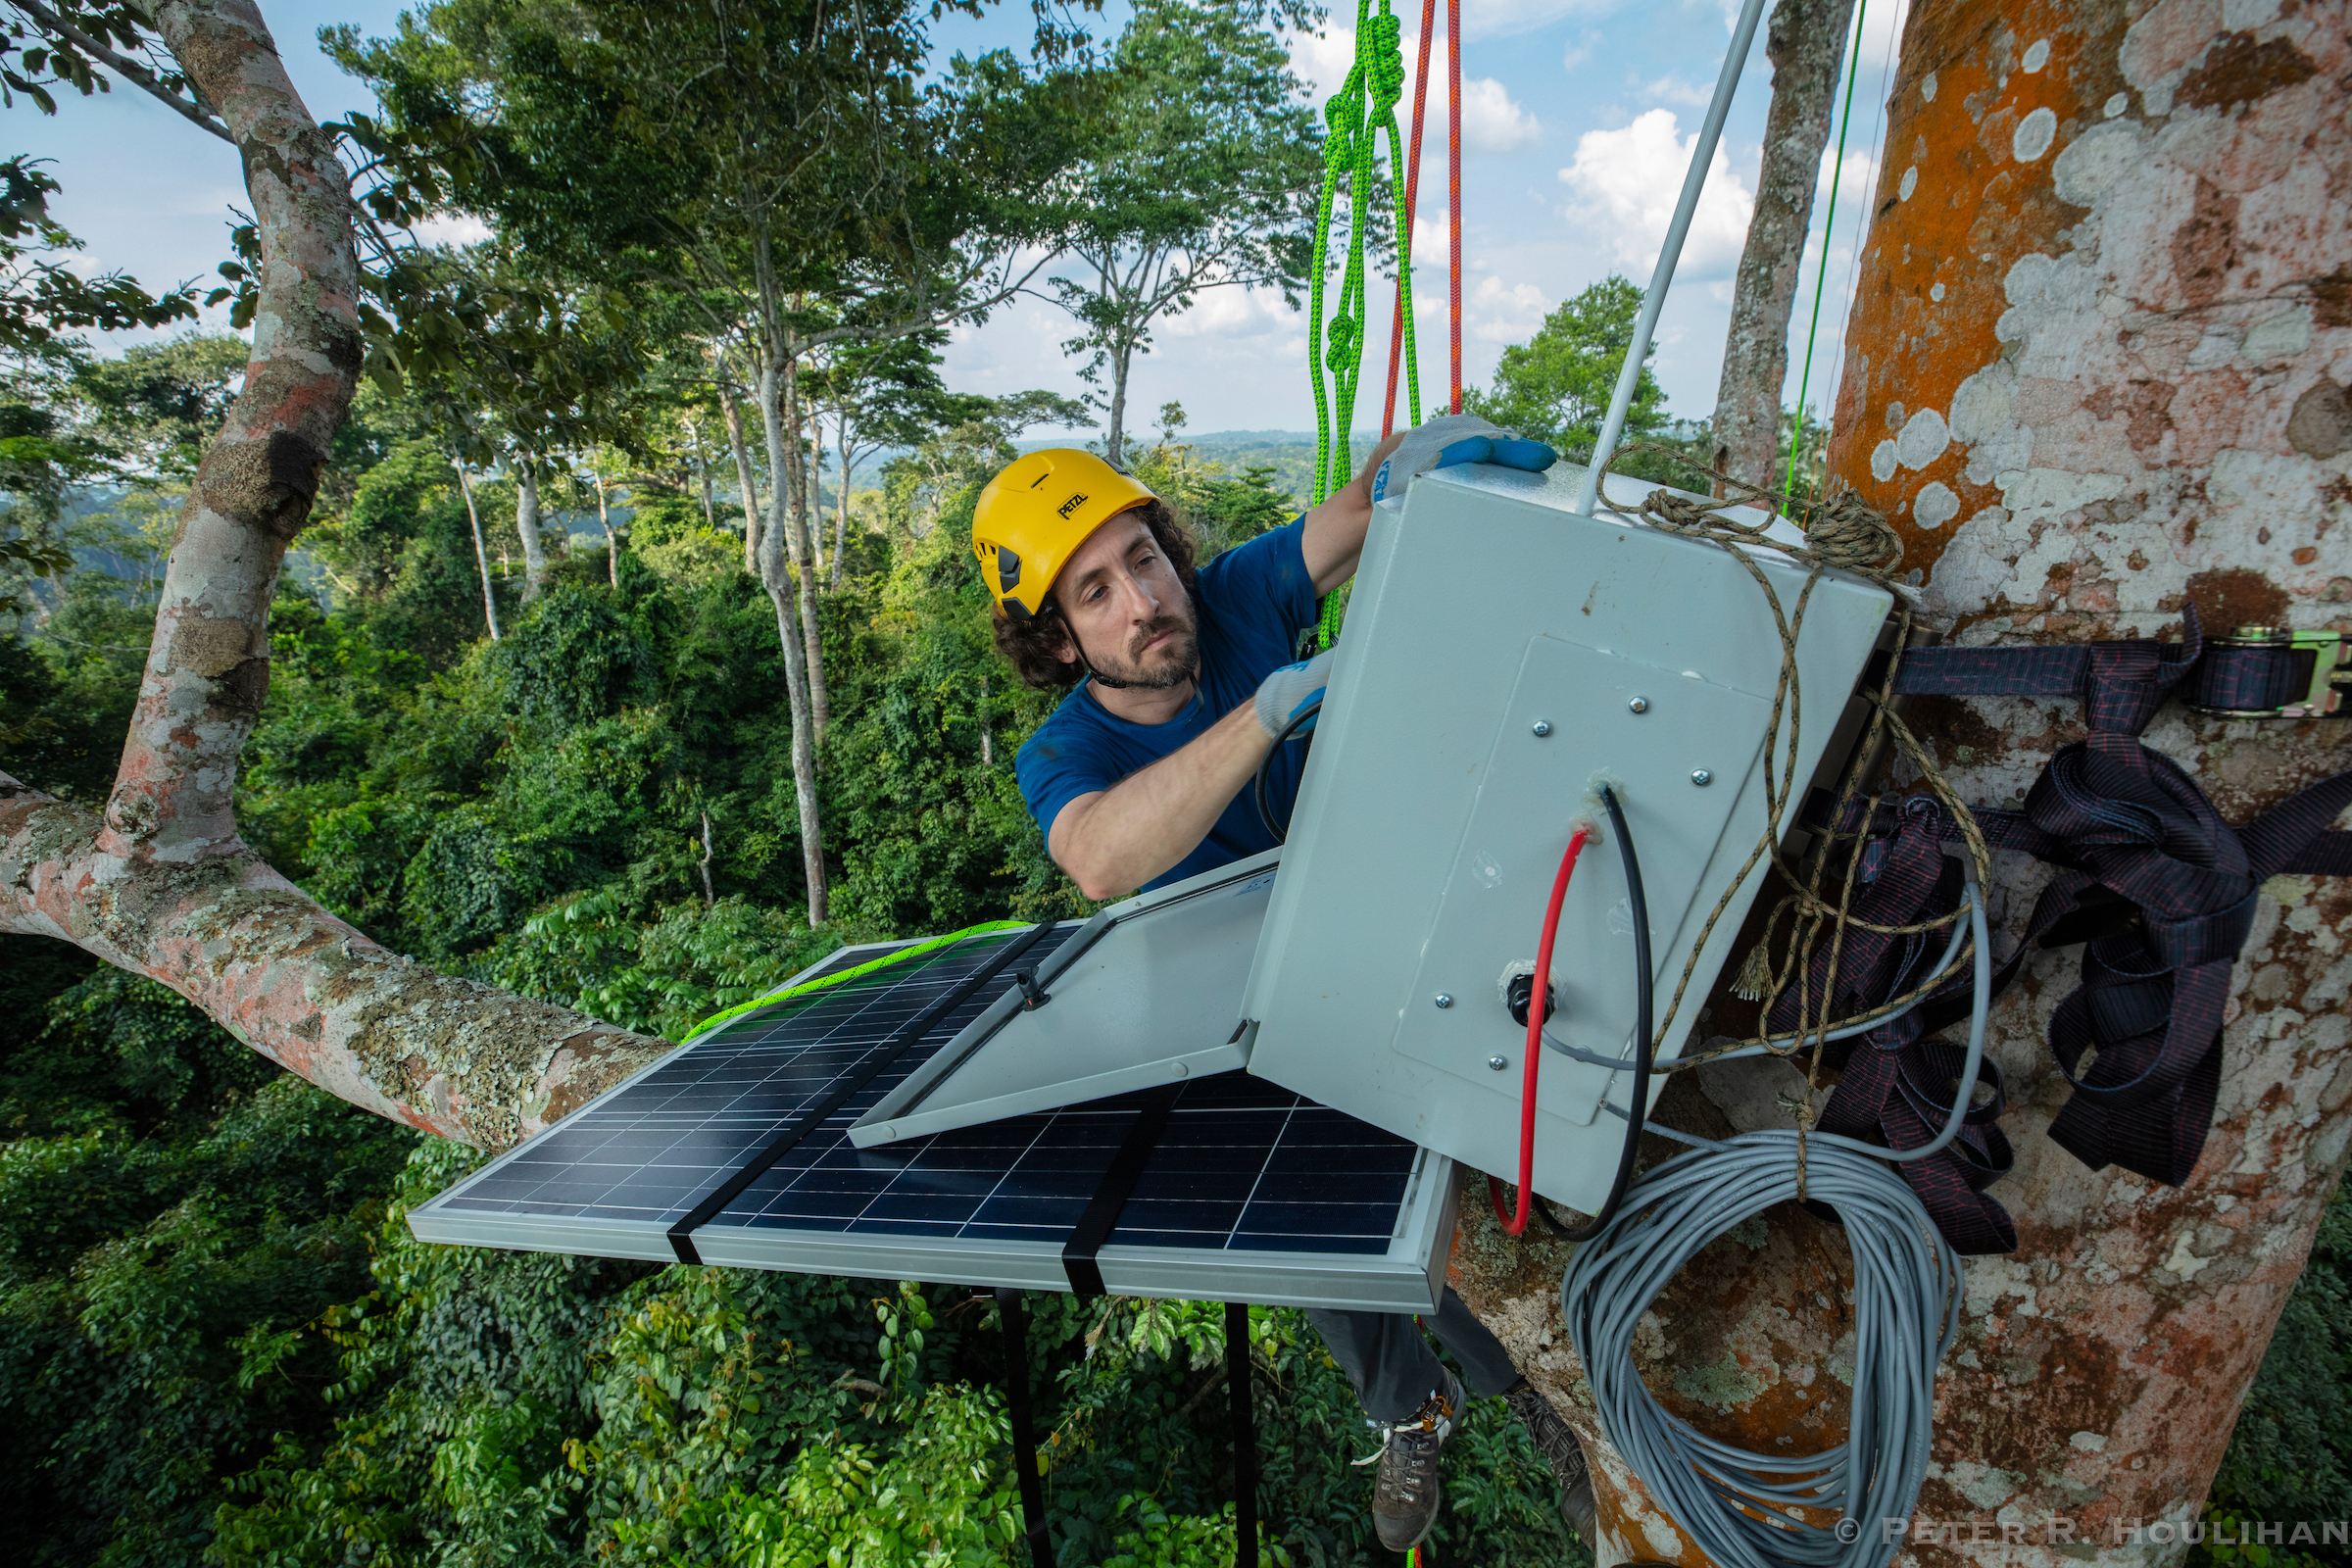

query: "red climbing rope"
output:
1446 0 1461 414
1381 0 1438 439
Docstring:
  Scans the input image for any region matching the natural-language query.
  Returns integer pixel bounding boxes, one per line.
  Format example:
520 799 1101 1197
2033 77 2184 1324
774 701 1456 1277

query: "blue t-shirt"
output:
1015 518 1318 892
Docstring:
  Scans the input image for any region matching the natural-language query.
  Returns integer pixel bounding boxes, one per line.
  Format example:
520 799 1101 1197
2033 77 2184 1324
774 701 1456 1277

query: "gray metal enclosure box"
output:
1240 462 1892 1212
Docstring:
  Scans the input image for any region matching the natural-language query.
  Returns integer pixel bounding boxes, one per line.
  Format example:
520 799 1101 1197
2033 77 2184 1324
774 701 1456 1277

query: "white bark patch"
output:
2104 91 2130 117
2053 121 2145 206
2022 39 2051 72
2162 1228 2214 1280
1996 466 2129 528
1896 408 1952 469
1925 508 2020 614
2240 304 2313 364
1936 1458 2027 1510
1899 164 1919 200
1871 438 1899 481
1922 70 1937 101
2014 107 2059 162
1915 481 1962 529
2071 1431 2109 1452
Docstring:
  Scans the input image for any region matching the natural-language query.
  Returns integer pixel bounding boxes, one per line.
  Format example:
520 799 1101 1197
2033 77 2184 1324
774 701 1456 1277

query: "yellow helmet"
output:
972 448 1156 620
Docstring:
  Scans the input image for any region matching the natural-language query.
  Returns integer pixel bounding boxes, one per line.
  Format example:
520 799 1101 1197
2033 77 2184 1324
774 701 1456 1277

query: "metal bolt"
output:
1488 1054 1510 1072
1628 695 1649 713
1434 993 1454 1009
1691 768 1714 787
1531 719 1552 737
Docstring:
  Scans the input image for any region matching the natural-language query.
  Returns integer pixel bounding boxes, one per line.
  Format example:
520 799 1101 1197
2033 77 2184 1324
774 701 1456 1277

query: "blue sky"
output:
19 0 1910 438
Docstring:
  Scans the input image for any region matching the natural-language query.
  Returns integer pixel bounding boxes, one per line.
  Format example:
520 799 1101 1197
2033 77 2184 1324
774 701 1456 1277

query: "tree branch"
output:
0 771 669 1149
15 0 234 144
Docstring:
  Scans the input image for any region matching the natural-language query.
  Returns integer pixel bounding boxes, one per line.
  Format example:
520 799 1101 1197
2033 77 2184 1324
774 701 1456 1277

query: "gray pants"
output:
1306 1287 1523 1424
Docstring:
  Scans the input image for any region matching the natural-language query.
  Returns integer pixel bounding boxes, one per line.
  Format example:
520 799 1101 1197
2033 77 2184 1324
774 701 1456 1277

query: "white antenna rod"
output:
1574 0 1774 516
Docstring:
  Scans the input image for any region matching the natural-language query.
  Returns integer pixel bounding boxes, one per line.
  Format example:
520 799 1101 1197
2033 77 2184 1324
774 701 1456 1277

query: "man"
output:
973 420 1595 1554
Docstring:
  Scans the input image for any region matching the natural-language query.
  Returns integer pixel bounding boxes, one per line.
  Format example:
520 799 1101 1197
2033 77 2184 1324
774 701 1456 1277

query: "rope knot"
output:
1324 313 1360 373
1801 490 1903 571
1365 12 1404 111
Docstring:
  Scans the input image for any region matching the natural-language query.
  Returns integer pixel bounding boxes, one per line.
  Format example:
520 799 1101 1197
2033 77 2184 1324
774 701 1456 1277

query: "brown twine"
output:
1592 442 1991 1195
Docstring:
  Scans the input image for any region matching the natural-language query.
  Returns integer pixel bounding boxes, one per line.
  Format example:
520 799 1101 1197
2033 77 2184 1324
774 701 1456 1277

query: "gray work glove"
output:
1254 647 1337 740
1369 413 1559 504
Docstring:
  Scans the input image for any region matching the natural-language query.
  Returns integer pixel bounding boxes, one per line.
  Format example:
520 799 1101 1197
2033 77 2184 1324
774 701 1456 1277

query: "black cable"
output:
1251 699 1322 845
1541 785 1654 1245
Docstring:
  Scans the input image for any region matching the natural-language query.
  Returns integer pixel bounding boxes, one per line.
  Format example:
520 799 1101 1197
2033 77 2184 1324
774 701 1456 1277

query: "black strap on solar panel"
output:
664 922 1054 1265
1226 1299 1259 1568
1058 1082 1182 1298
997 1286 1054 1568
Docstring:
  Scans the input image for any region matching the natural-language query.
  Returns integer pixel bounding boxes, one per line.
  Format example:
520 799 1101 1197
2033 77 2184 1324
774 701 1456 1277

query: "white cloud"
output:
1292 29 1540 156
410 212 493 248
1816 144 1879 206
1160 280 1291 340
1639 74 1715 109
1556 108 1754 282
1460 75 1543 153
1561 29 1602 73
1467 275 1551 343
1411 214 1449 268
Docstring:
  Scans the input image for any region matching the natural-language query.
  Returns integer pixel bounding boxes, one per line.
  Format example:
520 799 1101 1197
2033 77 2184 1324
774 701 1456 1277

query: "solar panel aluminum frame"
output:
687 1141 1459 1313
848 850 1282 1150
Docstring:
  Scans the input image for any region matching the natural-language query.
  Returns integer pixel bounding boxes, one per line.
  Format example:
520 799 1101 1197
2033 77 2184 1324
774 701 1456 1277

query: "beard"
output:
1082 608 1200 690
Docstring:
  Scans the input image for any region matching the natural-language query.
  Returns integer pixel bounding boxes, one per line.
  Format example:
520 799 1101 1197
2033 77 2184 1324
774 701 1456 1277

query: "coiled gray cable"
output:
1555 868 1985 1568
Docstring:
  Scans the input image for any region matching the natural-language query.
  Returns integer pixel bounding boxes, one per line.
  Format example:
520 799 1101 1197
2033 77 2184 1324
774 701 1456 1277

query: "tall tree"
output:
2 0 672 1149
1453 5 2352 1563
1708 0 1857 493
1050 0 1320 464
335 0 1093 923
1465 274 1668 459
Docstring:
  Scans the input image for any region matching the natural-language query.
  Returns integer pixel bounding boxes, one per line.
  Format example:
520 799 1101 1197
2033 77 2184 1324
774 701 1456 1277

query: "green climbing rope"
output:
1783 0 1869 507
1309 0 1417 506
1307 0 1417 650
678 920 1031 1044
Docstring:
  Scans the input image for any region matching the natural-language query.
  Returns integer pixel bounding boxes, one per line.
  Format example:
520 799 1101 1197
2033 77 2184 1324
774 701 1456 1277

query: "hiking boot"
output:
1503 1378 1598 1544
1356 1367 1463 1552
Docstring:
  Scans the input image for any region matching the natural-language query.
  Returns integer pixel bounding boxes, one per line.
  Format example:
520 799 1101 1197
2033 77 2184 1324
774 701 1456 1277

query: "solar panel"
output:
852 851 1280 1148
410 926 1458 1312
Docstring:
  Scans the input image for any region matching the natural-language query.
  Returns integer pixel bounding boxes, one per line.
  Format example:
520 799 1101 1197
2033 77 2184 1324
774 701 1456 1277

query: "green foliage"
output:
2189 1182 2352 1568
0 963 416 1568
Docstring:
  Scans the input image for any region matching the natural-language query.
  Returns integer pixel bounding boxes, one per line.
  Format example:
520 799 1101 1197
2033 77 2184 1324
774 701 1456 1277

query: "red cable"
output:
1446 0 1462 415
1381 0 1438 439
1489 824 1591 1237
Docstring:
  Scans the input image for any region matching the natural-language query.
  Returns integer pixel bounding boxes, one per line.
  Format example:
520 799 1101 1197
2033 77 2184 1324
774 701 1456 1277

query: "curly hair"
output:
990 499 1201 691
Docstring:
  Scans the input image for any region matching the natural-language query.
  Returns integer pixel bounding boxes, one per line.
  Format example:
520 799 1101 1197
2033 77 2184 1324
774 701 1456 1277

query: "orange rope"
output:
1446 0 1461 414
1382 0 1438 438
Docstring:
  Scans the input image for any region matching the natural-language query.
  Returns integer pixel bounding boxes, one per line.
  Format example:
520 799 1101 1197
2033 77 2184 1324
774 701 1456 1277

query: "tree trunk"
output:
718 374 762 576
0 0 670 1152
1709 0 1857 495
833 416 852 590
1454 7 2352 1565
454 461 502 640
514 454 548 599
754 344 829 927
1106 335 1133 466
782 346 830 740
693 420 717 533
593 469 618 588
